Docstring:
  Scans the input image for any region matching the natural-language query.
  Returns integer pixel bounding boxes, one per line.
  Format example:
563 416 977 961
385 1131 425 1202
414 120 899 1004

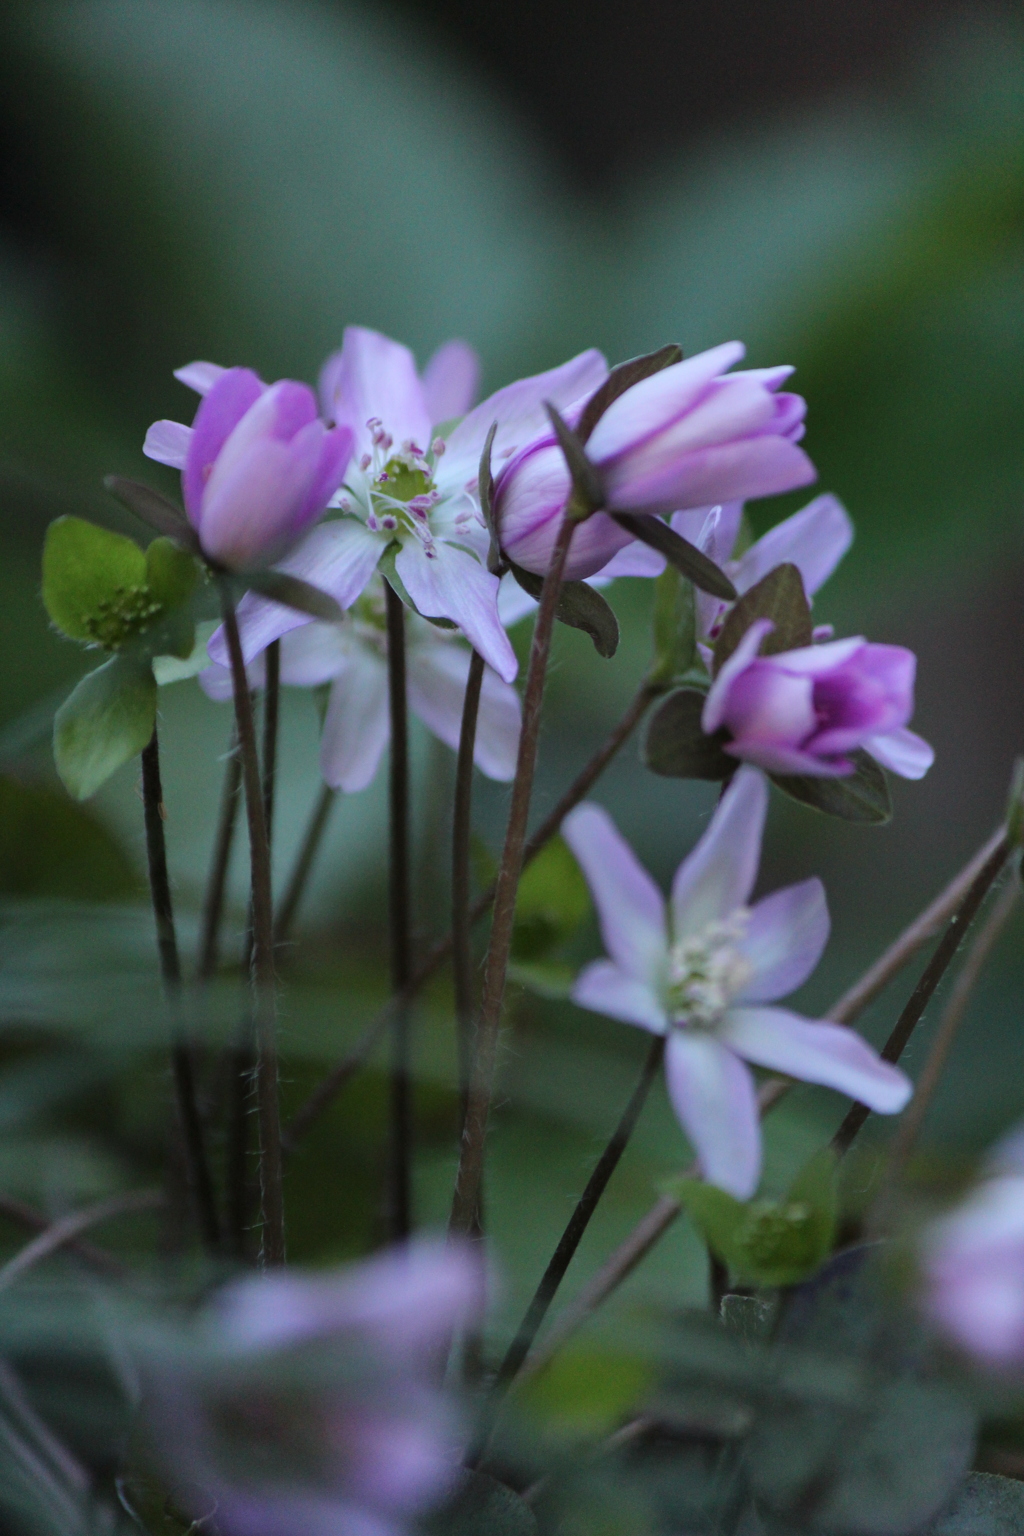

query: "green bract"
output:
53 653 157 801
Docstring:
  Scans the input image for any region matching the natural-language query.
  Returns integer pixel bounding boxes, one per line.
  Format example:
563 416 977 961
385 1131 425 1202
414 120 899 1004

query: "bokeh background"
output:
1 0 1024 1356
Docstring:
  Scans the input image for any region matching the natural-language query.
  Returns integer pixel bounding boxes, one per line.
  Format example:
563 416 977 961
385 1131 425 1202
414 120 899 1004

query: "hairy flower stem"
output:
140 729 220 1253
385 580 413 1241
220 588 285 1266
452 650 486 1132
197 723 242 981
274 783 337 946
283 674 659 1153
450 515 575 1239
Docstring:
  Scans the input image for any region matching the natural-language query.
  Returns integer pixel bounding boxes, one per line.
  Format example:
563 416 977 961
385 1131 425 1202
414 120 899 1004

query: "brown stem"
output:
140 730 220 1253
283 674 658 1151
385 580 413 1241
0 1194 126 1278
449 516 575 1238
453 650 486 1129
220 585 285 1266
274 782 337 947
197 723 242 981
0 1189 163 1292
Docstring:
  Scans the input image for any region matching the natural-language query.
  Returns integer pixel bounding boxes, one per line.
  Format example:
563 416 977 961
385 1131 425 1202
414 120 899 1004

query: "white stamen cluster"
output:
664 909 753 1029
339 417 482 560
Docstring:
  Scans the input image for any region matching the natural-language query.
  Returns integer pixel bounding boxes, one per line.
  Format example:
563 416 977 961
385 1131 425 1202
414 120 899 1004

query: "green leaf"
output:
0 774 137 899
241 568 344 623
544 401 604 520
574 343 684 445
613 512 737 601
643 688 734 780
506 959 576 998
103 475 200 553
53 655 156 800
931 1472 1024 1534
145 535 199 612
519 1344 655 1435
512 836 590 960
720 1293 777 1343
509 563 619 657
771 750 893 824
664 1175 748 1265
648 564 697 687
152 620 218 685
712 563 812 673
42 516 148 645
426 1471 537 1536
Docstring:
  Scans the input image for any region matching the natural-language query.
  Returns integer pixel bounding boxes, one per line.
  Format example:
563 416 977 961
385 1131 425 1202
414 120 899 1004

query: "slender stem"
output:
453 650 486 1129
220 585 285 1266
883 873 1020 1188
283 674 658 1151
385 579 413 1241
0 1189 162 1293
0 1194 125 1278
197 725 242 981
483 1034 664 1417
262 640 280 839
830 831 1011 1158
140 730 220 1252
274 782 337 946
449 516 575 1238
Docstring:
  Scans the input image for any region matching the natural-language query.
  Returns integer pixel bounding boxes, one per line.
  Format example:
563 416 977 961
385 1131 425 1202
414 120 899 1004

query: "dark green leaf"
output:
544 402 604 519
712 564 812 673
42 516 148 647
643 688 734 780
477 420 502 573
649 564 697 687
613 512 737 601
512 835 590 961
509 563 619 657
720 1294 778 1344
771 751 892 824
575 344 684 445
426 1471 537 1536
53 654 156 800
103 475 200 553
242 569 344 623
930 1472 1024 1534
0 775 136 899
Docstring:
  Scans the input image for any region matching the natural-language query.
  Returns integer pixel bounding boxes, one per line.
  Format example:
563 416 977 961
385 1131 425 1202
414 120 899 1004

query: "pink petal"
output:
421 339 480 424
323 326 432 461
587 342 746 465
173 360 227 395
561 803 667 983
720 1006 912 1112
183 367 264 523
608 434 816 517
753 635 865 677
864 727 934 780
143 419 192 470
733 494 853 599
571 959 667 1033
320 653 390 792
702 618 774 734
493 441 632 579
664 1031 761 1199
670 764 767 940
296 424 354 527
725 737 853 778
406 641 520 782
394 540 517 683
605 376 776 489
200 433 321 569
737 878 830 1003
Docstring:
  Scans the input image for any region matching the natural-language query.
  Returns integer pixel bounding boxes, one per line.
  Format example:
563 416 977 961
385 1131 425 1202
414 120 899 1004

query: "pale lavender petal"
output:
278 622 349 686
749 635 865 677
864 727 934 780
199 433 322 569
591 540 666 579
143 419 192 470
198 661 236 701
438 348 608 497
296 424 354 526
604 376 775 487
325 327 432 460
726 738 854 777
607 433 816 516
562 803 667 983
174 360 227 395
572 959 667 1033
497 573 538 627
183 367 264 523
494 440 632 578
720 1006 912 1112
664 1031 761 1199
670 764 767 940
406 641 520 781
587 342 746 465
421 340 480 424
702 618 774 733
733 494 853 599
395 540 517 683
320 653 390 792
717 665 818 764
738 879 830 1003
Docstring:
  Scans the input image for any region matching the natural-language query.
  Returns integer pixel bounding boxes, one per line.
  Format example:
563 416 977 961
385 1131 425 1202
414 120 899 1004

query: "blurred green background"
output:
1 0 1023 1357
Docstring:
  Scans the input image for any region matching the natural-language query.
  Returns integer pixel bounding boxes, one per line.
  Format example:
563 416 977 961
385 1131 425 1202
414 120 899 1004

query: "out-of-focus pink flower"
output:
562 768 910 1199
922 1128 1024 1367
494 341 816 579
702 621 934 780
142 1241 481 1536
144 368 352 571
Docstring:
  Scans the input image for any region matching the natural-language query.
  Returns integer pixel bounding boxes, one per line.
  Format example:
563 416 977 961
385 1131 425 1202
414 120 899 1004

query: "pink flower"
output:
702 621 934 780
494 341 816 579
562 768 910 1198
922 1128 1024 1367
142 1241 481 1536
144 367 352 570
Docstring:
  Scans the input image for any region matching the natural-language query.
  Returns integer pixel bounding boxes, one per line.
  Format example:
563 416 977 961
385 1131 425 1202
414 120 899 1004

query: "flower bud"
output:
493 439 634 580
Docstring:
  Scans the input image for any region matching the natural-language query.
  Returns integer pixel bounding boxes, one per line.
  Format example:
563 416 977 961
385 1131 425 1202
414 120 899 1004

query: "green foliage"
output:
931 1472 1024 1534
712 563 812 672
426 1471 537 1536
52 653 156 800
241 567 345 623
771 751 893 824
613 513 736 601
0 775 136 898
508 837 591 996
520 1345 655 1437
509 563 620 658
647 566 696 689
643 688 734 780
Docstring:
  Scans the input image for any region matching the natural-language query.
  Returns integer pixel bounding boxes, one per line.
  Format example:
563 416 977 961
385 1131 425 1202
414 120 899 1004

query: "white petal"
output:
670 766 767 940
173 360 226 395
395 540 517 683
406 641 521 781
733 494 853 599
143 419 192 470
561 804 666 983
320 654 390 793
865 727 934 780
664 1031 761 1199
572 960 666 1033
721 1007 912 1113
738 879 830 1003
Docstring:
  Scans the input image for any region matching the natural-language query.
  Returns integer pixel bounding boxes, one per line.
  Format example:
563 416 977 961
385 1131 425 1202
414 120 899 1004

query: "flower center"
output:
664 909 752 1029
